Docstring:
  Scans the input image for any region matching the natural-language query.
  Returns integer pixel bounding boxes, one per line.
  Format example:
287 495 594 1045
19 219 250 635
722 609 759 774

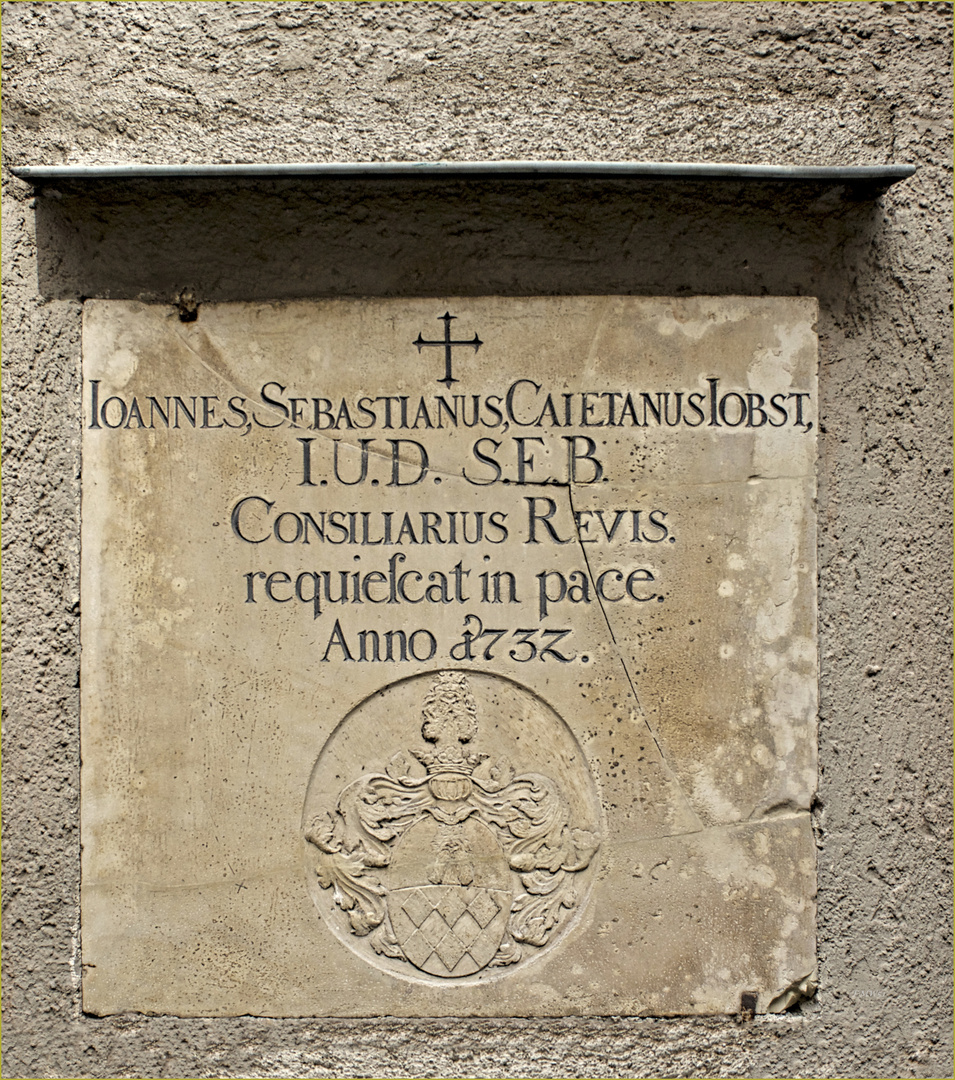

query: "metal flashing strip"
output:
9 160 916 187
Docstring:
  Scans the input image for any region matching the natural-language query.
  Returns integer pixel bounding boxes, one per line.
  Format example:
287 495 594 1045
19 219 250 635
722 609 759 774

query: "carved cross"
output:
413 312 483 388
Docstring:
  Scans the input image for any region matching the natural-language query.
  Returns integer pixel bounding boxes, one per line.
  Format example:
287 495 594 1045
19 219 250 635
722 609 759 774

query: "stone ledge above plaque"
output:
80 296 817 1017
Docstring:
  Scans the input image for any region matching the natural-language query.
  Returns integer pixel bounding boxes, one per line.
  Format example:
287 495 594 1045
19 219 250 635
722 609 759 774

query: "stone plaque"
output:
81 296 817 1017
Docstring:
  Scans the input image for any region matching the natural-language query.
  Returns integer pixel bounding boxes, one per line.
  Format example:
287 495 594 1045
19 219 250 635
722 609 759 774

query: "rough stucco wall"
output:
1 2 951 1077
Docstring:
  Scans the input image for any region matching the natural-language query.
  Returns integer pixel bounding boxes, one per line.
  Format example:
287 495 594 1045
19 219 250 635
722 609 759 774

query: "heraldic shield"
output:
389 884 512 978
304 671 601 981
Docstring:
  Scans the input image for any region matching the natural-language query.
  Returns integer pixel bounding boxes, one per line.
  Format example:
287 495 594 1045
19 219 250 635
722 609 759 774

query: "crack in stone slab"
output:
174 320 469 479
564 477 705 835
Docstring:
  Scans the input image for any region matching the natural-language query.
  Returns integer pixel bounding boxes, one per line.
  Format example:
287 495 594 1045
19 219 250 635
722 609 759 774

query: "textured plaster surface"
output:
1 1 951 1077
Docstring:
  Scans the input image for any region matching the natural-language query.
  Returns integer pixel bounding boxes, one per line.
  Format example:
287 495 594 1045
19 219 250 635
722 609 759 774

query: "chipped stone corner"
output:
766 973 818 1014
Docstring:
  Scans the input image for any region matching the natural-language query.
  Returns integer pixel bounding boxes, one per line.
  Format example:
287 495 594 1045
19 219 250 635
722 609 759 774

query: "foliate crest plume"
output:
413 671 486 775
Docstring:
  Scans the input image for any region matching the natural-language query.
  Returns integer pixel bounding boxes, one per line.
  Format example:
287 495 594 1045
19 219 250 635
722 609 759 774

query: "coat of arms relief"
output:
304 671 601 980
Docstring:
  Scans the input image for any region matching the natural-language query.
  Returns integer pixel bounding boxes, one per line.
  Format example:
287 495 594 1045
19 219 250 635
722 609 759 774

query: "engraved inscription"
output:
303 671 601 980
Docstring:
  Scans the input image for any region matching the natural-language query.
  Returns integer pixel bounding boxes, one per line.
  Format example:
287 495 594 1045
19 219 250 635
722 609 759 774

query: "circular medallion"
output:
302 670 602 983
